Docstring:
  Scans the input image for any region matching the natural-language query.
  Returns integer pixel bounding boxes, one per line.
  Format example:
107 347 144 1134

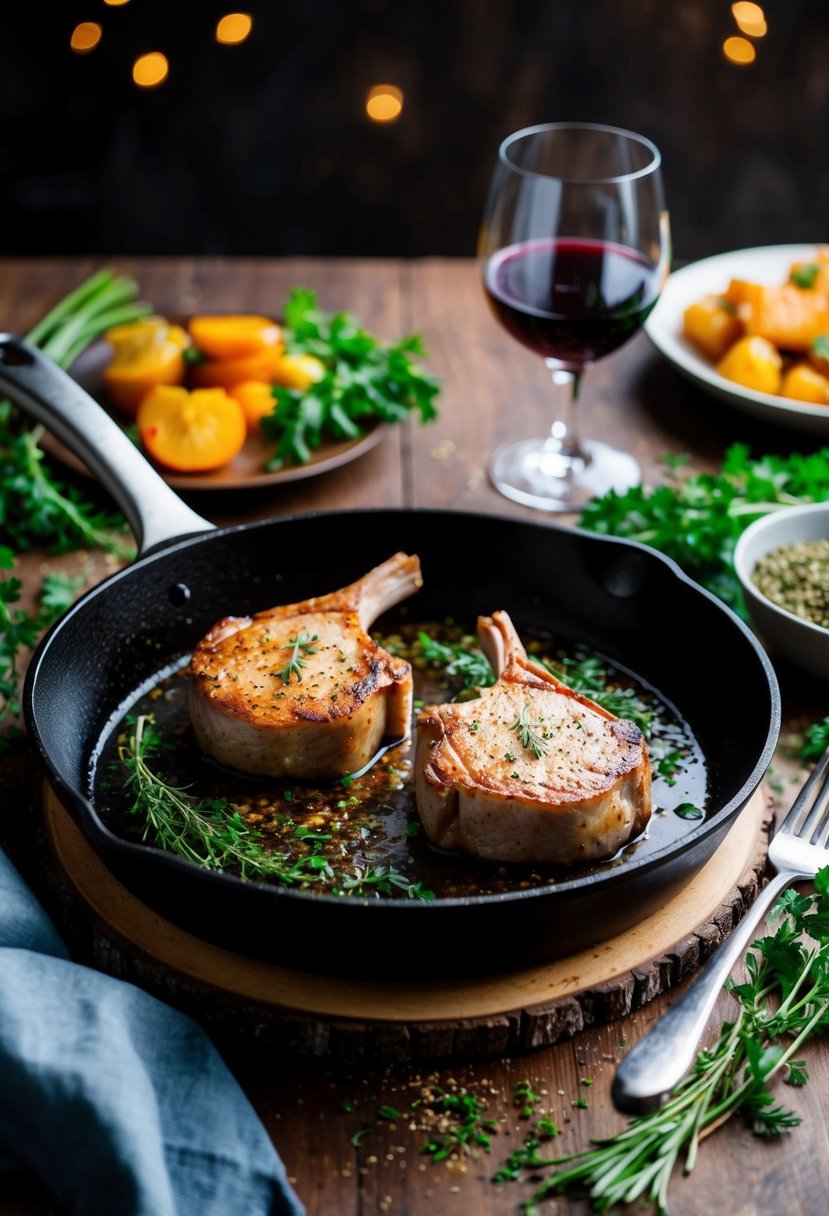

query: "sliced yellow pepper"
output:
104 317 190 416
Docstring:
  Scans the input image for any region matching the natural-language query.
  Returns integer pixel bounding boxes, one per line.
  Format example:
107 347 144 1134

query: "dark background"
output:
1 0 826 260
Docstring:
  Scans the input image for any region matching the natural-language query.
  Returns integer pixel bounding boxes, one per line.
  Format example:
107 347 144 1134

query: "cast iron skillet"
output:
0 335 780 979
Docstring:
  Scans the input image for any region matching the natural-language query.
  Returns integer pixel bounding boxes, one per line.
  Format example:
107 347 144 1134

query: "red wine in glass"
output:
479 122 670 512
485 237 661 368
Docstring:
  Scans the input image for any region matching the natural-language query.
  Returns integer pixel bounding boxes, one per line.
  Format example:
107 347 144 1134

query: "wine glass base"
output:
489 438 641 513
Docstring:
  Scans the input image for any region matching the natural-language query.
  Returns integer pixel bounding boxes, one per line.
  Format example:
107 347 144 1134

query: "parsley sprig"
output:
580 444 829 617
527 870 829 1214
261 287 439 469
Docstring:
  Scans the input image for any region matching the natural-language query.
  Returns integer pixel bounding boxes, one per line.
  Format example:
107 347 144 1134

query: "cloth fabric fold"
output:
0 849 304 1216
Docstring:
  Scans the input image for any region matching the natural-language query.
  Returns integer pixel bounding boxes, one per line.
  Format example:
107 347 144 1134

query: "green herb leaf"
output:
791 263 820 289
262 287 439 468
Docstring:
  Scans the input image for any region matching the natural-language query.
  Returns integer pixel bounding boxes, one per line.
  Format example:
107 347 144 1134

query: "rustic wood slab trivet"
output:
42 785 771 1064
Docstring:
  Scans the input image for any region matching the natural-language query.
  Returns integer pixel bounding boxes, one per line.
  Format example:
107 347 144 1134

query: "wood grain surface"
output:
2 258 829 1216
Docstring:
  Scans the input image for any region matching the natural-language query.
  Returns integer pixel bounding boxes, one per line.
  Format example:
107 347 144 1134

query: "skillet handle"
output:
0 334 214 555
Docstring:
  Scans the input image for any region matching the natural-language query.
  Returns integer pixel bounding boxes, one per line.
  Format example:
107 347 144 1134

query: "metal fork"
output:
612 746 829 1115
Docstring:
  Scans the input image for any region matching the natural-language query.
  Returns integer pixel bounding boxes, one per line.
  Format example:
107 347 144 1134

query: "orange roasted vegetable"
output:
227 380 276 431
104 317 189 416
780 363 829 405
190 346 286 389
740 282 829 352
188 314 283 361
137 385 247 473
682 295 742 361
715 335 782 394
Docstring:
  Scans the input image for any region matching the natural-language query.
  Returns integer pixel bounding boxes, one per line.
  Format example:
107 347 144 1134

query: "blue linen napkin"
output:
0 849 305 1216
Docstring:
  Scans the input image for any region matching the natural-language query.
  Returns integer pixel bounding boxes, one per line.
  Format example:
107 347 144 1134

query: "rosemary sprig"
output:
276 631 319 684
510 702 549 759
526 872 829 1214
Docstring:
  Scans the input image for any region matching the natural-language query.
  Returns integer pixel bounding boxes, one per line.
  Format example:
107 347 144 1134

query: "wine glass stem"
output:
546 362 587 463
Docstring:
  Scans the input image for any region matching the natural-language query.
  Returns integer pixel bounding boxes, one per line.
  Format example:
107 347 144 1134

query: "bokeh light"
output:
70 22 102 53
732 2 767 37
133 52 169 88
723 35 756 64
216 13 253 45
103 0 131 5
366 84 404 123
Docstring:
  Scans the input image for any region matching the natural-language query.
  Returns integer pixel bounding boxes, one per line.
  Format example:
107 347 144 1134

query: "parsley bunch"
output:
261 287 439 468
1 269 148 741
580 445 829 616
528 871 829 1215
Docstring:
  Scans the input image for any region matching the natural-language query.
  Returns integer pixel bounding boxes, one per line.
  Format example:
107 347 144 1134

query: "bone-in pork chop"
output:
414 611 652 864
189 552 422 779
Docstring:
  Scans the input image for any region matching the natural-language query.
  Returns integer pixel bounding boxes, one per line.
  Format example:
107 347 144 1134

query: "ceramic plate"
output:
44 339 384 491
645 244 829 435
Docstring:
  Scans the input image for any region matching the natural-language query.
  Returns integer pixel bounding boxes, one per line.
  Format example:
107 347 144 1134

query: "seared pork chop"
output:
189 552 422 779
415 611 651 864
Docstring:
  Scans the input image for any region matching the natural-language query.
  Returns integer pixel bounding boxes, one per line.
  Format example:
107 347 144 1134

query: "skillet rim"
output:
23 506 781 910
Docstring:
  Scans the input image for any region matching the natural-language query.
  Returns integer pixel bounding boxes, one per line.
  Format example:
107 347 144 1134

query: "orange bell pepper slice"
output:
187 315 283 360
104 318 189 416
227 380 276 431
137 385 247 473
190 345 286 390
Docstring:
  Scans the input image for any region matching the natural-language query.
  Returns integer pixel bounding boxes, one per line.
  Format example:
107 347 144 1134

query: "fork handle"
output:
611 869 800 1115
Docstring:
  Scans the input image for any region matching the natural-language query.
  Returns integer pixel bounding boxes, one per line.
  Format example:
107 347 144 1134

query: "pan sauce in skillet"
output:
93 618 708 900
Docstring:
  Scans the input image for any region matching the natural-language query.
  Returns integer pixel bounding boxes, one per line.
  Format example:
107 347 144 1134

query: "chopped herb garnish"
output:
791 263 820 289
276 631 318 685
674 802 704 820
510 702 549 759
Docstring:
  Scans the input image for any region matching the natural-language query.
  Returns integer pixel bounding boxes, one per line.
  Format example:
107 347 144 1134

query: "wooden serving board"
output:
42 785 771 1064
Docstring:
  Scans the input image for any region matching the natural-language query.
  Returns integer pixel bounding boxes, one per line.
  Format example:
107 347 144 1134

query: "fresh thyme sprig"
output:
526 870 829 1215
121 714 323 883
276 631 319 684
510 702 550 759
120 715 436 900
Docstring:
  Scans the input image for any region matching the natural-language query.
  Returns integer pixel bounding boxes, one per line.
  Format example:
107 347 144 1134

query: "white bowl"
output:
734 502 829 680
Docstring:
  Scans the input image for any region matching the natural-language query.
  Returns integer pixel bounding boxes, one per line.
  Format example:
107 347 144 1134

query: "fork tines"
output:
781 744 829 848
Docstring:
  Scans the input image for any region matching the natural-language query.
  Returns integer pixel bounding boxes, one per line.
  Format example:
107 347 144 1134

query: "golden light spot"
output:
366 84 403 123
70 22 102 53
732 2 767 36
103 0 131 5
216 13 253 45
133 52 169 88
723 35 756 64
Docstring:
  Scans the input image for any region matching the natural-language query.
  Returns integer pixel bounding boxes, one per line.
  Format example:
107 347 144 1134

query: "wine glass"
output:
479 121 670 512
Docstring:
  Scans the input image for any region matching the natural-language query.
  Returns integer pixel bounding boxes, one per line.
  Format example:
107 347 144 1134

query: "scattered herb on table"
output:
0 548 84 745
414 1085 499 1163
525 870 829 1215
261 287 440 469
579 444 829 617
794 717 829 763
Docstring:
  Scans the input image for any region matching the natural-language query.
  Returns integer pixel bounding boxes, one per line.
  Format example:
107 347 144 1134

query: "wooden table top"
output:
2 257 829 1216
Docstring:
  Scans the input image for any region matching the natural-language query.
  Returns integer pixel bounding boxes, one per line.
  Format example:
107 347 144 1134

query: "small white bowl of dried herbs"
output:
734 501 829 679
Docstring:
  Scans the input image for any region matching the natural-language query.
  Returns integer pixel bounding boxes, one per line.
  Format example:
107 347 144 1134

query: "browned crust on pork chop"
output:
189 553 421 779
414 611 652 864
